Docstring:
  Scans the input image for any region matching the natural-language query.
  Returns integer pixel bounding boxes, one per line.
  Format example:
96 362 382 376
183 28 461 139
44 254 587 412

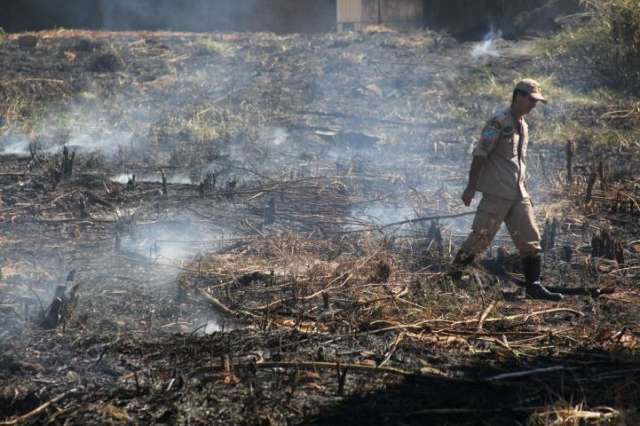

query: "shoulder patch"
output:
482 127 499 140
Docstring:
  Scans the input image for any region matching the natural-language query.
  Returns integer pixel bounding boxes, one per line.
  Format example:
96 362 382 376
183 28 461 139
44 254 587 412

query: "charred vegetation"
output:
1 20 640 426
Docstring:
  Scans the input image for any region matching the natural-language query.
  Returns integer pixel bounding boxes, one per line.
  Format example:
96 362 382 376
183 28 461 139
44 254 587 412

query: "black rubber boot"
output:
449 250 475 280
522 255 563 301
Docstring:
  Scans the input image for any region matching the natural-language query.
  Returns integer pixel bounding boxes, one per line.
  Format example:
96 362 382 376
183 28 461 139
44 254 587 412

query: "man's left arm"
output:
462 119 501 205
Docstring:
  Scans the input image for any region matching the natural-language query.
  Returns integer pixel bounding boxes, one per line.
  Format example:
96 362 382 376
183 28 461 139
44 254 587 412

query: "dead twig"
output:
450 308 584 328
0 388 77 425
0 78 65 85
378 332 405 367
477 301 497 333
487 366 566 381
197 288 257 319
247 361 446 379
334 211 476 234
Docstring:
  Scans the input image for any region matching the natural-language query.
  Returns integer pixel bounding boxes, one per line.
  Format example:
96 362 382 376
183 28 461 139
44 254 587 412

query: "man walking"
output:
454 79 562 301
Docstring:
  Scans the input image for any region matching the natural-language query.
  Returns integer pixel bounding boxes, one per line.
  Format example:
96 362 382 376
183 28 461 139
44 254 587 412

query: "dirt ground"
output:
1 29 640 425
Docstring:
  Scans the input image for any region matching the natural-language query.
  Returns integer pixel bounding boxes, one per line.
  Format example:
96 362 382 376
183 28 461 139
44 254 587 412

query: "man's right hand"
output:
462 186 476 206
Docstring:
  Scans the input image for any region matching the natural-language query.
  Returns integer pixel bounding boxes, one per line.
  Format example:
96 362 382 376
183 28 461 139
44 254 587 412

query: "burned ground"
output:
1 28 640 425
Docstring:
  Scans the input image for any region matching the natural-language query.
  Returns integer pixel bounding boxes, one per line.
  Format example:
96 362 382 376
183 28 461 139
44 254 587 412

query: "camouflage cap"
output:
514 78 547 103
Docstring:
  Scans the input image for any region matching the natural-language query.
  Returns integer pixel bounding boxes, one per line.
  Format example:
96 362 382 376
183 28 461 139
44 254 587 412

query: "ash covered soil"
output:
1 29 640 425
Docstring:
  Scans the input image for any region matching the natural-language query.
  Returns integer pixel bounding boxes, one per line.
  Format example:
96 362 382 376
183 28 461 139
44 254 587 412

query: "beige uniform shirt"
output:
472 108 529 201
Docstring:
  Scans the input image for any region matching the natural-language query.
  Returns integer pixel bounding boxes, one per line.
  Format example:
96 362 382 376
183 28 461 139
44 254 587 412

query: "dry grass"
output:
183 231 480 333
194 37 235 57
530 404 620 425
0 78 70 122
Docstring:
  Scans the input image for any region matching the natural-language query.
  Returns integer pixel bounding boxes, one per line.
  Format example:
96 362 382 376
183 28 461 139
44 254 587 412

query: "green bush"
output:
583 0 640 89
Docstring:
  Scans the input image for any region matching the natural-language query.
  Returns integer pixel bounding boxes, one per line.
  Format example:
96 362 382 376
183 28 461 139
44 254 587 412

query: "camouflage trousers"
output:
458 194 541 260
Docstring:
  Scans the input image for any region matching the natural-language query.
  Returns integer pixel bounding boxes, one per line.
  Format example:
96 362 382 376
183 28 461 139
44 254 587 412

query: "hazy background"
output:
1 0 580 39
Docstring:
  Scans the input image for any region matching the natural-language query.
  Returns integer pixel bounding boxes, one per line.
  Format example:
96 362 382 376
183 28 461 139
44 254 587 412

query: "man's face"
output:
516 92 538 114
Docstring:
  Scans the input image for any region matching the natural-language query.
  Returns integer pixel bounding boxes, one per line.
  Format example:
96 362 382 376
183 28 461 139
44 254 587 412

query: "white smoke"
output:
268 127 288 146
117 218 223 271
0 135 31 156
110 172 192 185
65 129 135 155
471 28 502 59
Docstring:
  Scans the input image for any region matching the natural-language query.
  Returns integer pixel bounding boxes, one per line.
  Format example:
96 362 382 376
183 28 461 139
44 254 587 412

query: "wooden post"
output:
541 219 558 252
79 193 89 218
598 160 606 191
615 241 625 265
561 244 573 263
264 197 276 226
161 169 168 197
585 170 597 204
565 140 574 186
427 220 443 256
538 151 548 183
126 174 136 191
61 145 75 180
28 141 41 167
541 219 550 252
591 233 601 257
